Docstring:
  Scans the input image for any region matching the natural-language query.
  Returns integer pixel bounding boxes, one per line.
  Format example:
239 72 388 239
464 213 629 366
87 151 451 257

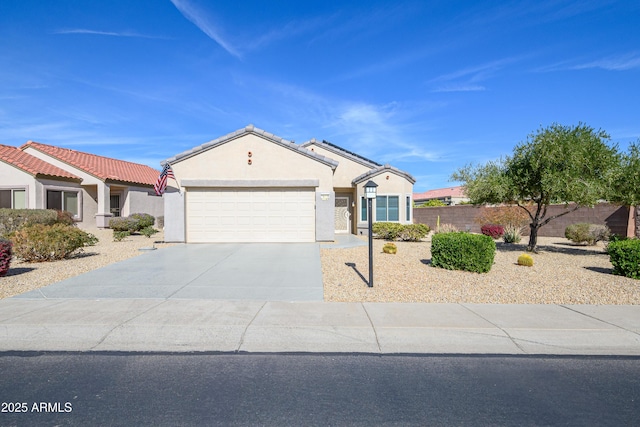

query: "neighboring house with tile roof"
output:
1 141 163 228
162 125 415 243
413 186 469 206
0 144 82 212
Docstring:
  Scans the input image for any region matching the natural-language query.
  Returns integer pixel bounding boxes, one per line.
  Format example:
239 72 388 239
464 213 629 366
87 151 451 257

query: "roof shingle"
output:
21 141 159 186
0 144 81 181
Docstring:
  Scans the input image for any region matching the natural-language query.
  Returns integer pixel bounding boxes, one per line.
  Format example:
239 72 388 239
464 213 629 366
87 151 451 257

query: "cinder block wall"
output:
413 203 631 237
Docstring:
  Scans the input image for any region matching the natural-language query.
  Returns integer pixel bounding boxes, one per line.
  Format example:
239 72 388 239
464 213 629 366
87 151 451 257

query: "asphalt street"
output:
1 353 639 426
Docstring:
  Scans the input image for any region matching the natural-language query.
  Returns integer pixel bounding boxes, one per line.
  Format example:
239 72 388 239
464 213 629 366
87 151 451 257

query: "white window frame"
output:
44 186 83 221
0 187 27 209
375 194 401 222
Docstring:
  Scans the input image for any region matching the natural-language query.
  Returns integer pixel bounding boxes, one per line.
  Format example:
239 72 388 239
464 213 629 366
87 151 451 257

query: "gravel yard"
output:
0 228 175 299
322 235 640 305
2 230 639 304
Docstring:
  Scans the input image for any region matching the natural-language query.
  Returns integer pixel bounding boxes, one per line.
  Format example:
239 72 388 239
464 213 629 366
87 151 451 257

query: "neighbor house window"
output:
376 195 399 221
0 189 26 209
46 190 79 216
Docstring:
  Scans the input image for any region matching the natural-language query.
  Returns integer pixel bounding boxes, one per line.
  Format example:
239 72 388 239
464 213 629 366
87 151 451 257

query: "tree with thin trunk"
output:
451 123 620 252
610 139 640 237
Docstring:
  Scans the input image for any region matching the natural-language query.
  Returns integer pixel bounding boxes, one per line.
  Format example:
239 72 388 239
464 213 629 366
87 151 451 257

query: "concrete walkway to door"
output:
14 243 324 301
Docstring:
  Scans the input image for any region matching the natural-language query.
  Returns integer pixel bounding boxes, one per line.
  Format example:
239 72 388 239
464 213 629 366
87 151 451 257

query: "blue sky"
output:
1 0 638 192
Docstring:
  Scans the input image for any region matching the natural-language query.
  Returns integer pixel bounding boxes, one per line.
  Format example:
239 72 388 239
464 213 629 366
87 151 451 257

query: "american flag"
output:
154 163 175 196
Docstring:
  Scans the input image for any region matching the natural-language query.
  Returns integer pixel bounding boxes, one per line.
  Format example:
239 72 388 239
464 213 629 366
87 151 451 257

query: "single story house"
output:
1 141 163 228
162 124 416 243
413 186 469 206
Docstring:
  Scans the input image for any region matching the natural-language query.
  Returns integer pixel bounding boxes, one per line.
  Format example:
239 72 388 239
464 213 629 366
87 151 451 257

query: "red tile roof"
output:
0 144 81 181
21 141 159 186
413 186 466 201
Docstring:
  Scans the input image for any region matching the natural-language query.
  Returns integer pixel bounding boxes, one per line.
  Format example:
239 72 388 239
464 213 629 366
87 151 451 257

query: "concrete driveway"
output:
15 243 324 301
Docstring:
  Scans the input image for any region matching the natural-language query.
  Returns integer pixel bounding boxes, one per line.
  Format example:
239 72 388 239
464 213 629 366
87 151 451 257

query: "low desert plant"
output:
140 226 159 239
431 232 496 273
481 224 505 239
0 238 11 276
474 206 529 231
113 230 130 242
502 225 522 243
0 209 60 237
517 253 534 267
565 223 610 245
607 239 640 279
130 213 155 229
435 223 458 234
372 222 404 240
382 242 397 254
10 224 98 262
399 224 430 241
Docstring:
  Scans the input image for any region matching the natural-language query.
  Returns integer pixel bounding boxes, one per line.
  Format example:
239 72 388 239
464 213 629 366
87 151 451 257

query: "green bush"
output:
113 230 130 242
372 222 404 240
109 214 156 234
399 224 430 241
418 199 446 207
109 217 140 233
607 239 640 279
0 238 11 276
431 232 496 273
140 226 159 238
565 223 610 245
130 213 155 229
0 209 59 237
10 224 98 262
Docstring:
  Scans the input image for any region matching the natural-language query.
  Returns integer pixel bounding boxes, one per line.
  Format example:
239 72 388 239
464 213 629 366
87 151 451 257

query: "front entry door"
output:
110 195 121 217
335 197 351 234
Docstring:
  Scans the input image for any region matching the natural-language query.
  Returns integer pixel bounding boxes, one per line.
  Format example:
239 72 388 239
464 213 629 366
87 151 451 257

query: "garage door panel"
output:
187 188 316 243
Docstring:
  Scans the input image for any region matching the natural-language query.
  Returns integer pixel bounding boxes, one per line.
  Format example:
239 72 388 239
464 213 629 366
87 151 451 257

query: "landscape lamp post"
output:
364 180 378 288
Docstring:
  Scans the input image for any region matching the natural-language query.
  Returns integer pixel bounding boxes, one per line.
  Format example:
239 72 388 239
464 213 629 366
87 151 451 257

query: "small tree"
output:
452 123 619 252
610 139 640 236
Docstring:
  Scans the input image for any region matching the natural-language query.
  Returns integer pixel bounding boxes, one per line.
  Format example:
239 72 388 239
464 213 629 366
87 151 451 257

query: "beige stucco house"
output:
163 125 416 243
1 141 163 228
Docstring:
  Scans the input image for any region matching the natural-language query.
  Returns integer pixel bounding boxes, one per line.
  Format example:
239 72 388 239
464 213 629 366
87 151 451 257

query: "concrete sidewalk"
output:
1 299 638 355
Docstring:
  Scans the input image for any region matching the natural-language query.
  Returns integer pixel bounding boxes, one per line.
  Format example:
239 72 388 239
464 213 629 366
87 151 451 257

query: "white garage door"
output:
186 188 316 243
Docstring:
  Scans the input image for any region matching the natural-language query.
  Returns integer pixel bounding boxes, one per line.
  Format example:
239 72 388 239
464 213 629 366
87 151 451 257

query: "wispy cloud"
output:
537 52 640 72
169 0 241 58
428 56 524 93
54 29 167 39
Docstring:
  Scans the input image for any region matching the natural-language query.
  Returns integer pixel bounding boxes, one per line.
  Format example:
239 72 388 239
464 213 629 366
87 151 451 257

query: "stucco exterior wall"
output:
303 144 372 188
0 162 36 208
126 186 164 220
163 189 185 242
171 134 334 192
355 172 414 234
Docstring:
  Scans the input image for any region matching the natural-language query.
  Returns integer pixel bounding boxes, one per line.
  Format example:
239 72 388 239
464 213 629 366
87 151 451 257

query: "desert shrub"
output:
399 224 430 241
502 225 522 243
113 230 130 242
607 239 640 279
372 222 404 240
109 217 140 233
418 199 446 207
435 223 458 234
565 223 610 245
10 224 98 262
481 224 505 239
517 253 534 267
0 209 59 237
140 226 159 238
382 242 397 254
474 206 529 231
0 238 11 276
130 213 155 229
55 210 76 226
431 232 496 273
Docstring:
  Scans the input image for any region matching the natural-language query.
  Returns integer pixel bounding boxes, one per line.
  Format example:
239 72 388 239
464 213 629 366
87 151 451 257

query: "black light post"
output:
364 180 378 288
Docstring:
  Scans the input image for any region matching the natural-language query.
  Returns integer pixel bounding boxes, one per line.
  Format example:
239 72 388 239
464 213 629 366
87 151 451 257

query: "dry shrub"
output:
474 206 529 231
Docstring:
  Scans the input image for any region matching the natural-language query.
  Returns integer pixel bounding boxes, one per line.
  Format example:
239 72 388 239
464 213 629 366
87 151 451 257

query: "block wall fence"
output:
412 203 635 237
